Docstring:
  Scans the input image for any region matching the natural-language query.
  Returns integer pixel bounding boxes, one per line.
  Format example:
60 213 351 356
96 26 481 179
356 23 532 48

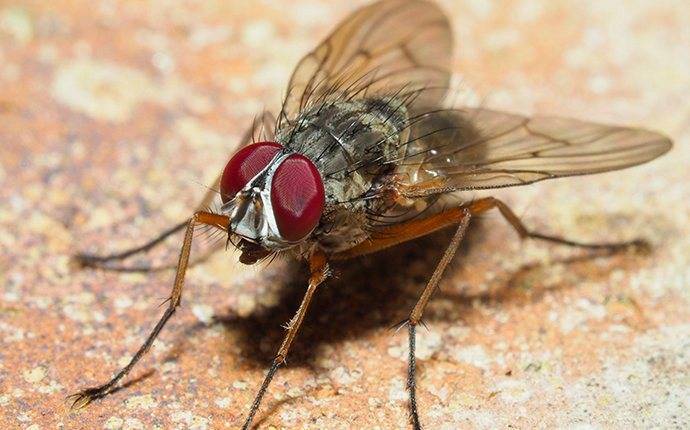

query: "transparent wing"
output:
278 0 452 125
394 108 672 196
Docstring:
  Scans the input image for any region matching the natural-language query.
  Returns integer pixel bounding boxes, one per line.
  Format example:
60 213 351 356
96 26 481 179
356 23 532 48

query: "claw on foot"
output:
66 387 104 411
629 239 652 255
601 239 651 255
70 253 101 270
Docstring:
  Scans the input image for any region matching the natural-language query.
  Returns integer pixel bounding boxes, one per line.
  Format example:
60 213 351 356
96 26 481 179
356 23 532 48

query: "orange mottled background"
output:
1 1 689 429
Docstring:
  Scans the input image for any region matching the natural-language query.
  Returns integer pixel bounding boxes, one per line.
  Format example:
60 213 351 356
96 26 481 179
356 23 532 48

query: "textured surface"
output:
1 1 689 429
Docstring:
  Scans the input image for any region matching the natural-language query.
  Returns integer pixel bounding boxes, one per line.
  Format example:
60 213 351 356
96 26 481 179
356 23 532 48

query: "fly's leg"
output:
333 197 649 429
468 197 649 252
400 198 646 428
406 210 472 429
403 197 648 428
67 211 229 409
74 176 221 271
242 251 329 430
333 205 475 429
73 220 187 268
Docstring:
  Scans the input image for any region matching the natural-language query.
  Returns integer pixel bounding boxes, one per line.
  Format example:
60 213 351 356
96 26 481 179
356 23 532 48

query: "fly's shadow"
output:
219 224 477 368
170 216 644 369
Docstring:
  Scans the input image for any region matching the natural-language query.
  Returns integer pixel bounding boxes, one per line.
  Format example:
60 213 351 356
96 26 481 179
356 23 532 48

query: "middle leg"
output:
334 205 474 429
406 209 472 429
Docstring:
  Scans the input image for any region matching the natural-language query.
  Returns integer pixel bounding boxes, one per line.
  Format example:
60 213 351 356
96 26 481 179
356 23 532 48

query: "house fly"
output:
68 0 672 428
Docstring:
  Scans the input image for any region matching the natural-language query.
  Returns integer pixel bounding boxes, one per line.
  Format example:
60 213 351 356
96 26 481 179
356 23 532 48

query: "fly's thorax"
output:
274 96 411 252
278 97 410 180
278 96 410 210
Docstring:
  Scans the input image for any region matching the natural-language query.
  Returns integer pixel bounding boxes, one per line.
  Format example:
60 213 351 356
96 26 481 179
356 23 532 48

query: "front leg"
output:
67 211 229 408
241 251 330 429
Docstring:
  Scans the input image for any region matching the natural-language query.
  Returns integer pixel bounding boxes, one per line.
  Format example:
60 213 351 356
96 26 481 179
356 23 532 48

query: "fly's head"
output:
219 142 325 264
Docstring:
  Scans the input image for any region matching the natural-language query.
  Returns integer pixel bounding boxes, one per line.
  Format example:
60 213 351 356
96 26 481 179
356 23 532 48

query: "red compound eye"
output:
220 142 282 203
270 154 325 242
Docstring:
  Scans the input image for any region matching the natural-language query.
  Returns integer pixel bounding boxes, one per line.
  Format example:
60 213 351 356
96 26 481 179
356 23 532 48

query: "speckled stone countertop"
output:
1 1 689 429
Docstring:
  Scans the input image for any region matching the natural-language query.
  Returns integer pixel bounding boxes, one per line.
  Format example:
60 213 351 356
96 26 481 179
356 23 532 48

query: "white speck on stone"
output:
287 387 304 398
3 291 18 302
241 20 274 47
125 394 157 410
232 380 248 390
428 384 450 402
1 321 26 342
466 0 494 18
71 292 96 304
188 26 232 48
170 410 209 430
449 408 498 429
494 379 532 404
123 418 144 430
161 361 178 374
388 378 408 403
447 325 471 340
279 408 296 423
485 28 520 50
315 344 336 368
387 342 406 361
30 296 52 310
151 51 175 74
52 59 154 123
0 7 33 44
328 366 362 386
104 416 124 430
557 299 608 334
173 116 227 153
37 379 62 394
451 345 492 370
192 304 214 324
416 328 443 360
214 397 231 408
236 294 256 318
589 74 612 94
569 424 602 430
118 356 131 369
22 366 46 384
114 295 133 311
